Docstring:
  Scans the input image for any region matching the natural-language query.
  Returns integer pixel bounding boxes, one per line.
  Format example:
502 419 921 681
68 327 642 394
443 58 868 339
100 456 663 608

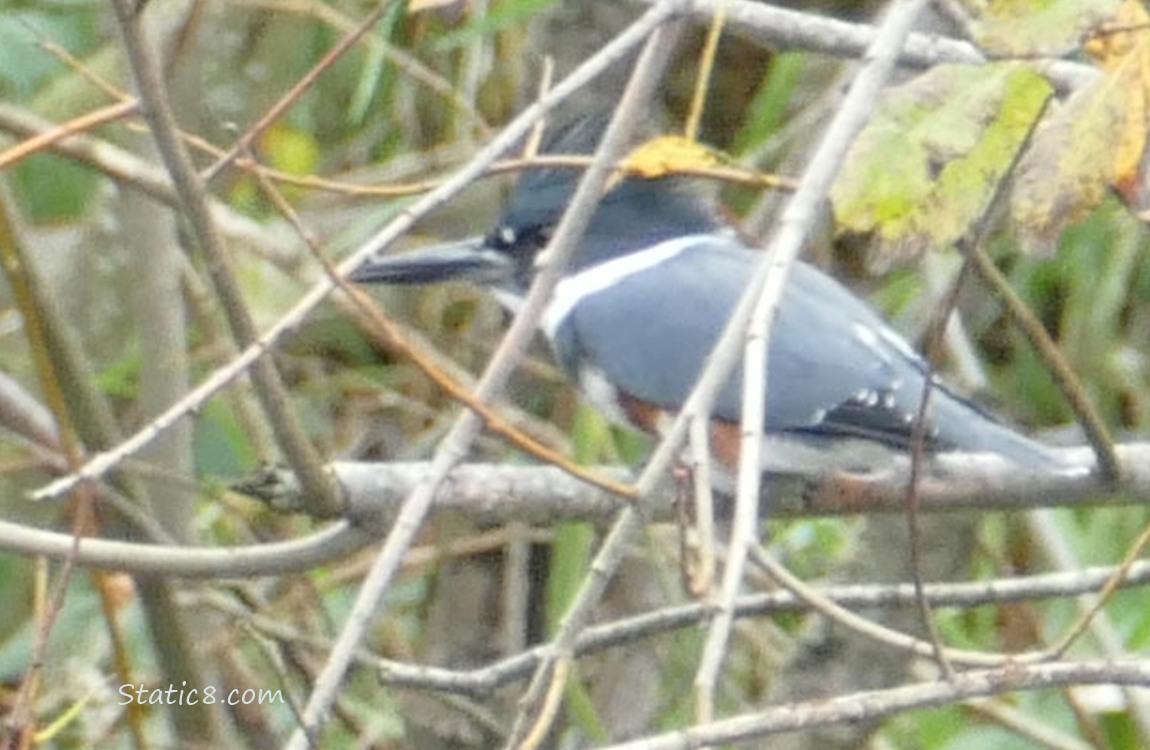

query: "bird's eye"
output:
488 225 517 250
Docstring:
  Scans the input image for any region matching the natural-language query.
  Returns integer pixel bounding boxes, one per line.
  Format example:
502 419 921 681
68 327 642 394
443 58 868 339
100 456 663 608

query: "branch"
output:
112 0 342 516
0 518 373 578
0 103 305 268
284 6 685 747
596 659 1150 750
28 2 659 506
371 561 1150 695
647 0 1099 92
1 446 1138 579
244 445 1140 525
701 0 934 719
969 243 1120 480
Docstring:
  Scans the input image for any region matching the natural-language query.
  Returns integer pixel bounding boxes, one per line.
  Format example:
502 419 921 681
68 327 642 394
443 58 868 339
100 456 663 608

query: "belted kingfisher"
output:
351 117 1077 476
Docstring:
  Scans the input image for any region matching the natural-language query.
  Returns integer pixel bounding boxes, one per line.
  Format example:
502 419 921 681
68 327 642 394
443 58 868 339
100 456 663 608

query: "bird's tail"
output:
932 393 1086 476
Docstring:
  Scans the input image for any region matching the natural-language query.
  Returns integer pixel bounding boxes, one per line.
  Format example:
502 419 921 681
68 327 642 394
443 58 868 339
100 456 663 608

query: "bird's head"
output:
349 115 605 299
350 115 722 302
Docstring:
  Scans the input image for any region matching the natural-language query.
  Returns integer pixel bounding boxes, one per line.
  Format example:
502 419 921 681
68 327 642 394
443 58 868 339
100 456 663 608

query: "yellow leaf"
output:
618 135 727 179
1083 0 1150 200
260 124 319 177
1084 0 1149 64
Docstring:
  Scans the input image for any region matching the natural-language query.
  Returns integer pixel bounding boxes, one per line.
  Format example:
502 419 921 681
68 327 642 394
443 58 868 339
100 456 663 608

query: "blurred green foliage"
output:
0 0 1148 747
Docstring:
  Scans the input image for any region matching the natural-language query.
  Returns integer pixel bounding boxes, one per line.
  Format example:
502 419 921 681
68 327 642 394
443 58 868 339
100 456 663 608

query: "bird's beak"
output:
349 237 515 286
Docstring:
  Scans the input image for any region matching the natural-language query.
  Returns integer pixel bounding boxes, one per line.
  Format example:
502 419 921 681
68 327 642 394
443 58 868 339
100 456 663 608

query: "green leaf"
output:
831 63 1052 265
431 0 556 51
732 51 806 155
12 152 98 221
546 521 593 634
194 400 257 477
973 0 1121 57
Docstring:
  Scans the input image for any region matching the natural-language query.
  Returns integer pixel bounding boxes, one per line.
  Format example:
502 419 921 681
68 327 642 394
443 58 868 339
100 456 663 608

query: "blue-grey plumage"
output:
543 174 1074 473
351 116 1079 475
546 236 1057 471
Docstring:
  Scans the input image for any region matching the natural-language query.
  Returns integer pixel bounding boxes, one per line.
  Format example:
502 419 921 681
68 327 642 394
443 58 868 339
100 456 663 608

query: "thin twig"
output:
900 83 1055 680
200 0 396 182
368 553 1150 694
501 22 684 749
684 415 717 595
187 553 1150 698
594 659 1150 750
242 130 637 499
653 0 1098 92
232 0 492 133
964 695 1093 750
968 245 1120 481
0 191 102 750
0 99 137 171
31 2 673 505
696 0 934 721
1053 519 1150 658
904 260 973 680
683 0 728 141
750 545 1053 668
283 6 684 746
111 0 342 516
1034 510 1150 742
0 517 373 577
0 103 305 267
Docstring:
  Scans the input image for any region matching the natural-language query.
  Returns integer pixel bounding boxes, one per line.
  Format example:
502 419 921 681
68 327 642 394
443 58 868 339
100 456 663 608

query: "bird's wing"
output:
558 236 942 448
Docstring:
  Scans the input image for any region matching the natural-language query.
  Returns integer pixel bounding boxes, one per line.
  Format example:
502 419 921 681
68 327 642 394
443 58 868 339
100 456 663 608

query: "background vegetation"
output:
1 0 1149 748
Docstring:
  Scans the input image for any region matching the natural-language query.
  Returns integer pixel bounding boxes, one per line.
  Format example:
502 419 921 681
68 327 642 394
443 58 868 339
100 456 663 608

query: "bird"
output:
350 116 1080 478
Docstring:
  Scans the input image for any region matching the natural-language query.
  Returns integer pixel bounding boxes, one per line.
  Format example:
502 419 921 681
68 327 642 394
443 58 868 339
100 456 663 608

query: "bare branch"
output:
111 0 342 516
595 659 1150 750
646 0 1099 91
0 517 372 578
285 6 686 746
0 102 306 267
372 560 1150 695
249 446 1141 526
6 447 1139 579
701 0 935 718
